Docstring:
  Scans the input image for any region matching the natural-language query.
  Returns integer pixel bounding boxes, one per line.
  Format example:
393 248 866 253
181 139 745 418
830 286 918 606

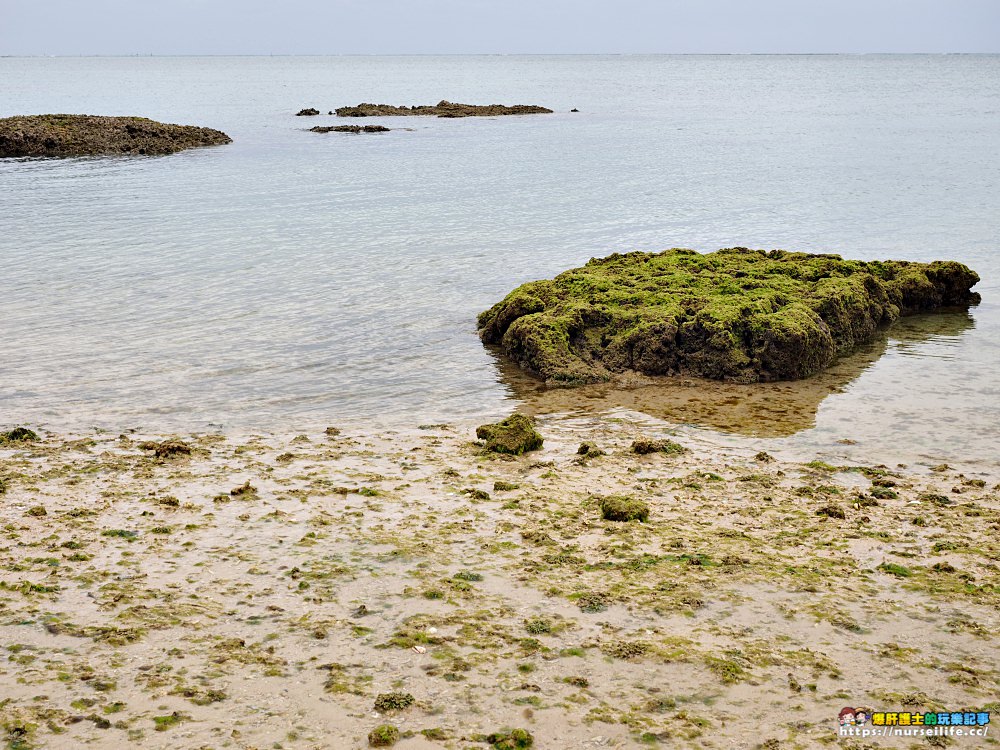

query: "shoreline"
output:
1 415 997 748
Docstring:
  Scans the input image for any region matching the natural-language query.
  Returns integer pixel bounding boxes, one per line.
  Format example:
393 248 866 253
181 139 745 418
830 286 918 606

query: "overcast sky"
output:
2 0 997 56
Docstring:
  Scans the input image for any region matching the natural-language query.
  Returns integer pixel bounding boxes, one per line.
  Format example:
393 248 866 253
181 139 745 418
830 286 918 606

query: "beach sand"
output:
1 415 997 749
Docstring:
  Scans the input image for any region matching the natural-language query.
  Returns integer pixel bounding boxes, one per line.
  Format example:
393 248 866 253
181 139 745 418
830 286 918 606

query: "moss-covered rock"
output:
138 439 192 458
475 414 543 455
599 495 650 522
0 115 231 158
577 441 605 457
631 438 686 455
373 692 414 712
486 728 534 749
478 248 981 384
0 427 38 444
368 724 399 747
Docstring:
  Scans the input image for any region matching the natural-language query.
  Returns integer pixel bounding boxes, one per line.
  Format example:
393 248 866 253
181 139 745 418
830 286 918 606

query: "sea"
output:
2 54 998 467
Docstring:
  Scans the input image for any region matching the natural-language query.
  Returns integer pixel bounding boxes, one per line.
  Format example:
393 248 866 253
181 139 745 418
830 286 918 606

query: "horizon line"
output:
3 51 999 59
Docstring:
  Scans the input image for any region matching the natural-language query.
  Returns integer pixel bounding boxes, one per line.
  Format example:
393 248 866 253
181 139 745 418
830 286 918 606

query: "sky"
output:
1 0 997 56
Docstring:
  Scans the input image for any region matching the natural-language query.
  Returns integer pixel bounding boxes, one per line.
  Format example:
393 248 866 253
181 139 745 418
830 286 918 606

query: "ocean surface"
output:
2 55 998 466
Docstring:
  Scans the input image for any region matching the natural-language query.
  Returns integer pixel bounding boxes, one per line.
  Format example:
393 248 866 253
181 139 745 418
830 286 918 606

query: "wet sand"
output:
1 415 997 749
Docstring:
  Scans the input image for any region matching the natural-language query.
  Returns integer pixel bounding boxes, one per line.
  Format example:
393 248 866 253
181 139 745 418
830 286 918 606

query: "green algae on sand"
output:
478 247 981 384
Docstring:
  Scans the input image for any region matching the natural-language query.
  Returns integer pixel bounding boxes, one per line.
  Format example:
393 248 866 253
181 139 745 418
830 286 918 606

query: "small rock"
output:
475 413 543 455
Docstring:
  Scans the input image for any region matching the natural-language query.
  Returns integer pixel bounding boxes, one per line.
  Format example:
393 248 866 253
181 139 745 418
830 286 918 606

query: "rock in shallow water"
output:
478 247 981 385
0 115 231 157
335 100 552 117
309 125 390 134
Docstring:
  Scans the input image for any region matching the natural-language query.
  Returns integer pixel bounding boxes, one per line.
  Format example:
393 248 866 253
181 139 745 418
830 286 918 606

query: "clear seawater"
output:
1 55 998 465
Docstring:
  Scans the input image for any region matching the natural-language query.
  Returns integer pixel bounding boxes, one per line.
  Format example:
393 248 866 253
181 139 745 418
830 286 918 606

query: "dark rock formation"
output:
309 125 390 134
478 248 981 385
335 100 553 118
296 108 320 116
0 115 231 158
475 413 543 455
0 427 38 444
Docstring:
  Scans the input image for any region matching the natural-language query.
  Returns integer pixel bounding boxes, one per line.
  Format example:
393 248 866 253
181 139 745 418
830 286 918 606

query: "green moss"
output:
0 427 38 444
373 692 414 712
600 496 650 522
631 438 686 455
101 529 139 540
368 724 399 747
869 485 898 500
878 562 912 578
524 617 552 634
704 655 749 684
152 712 185 731
493 480 520 491
487 728 534 749
577 441 606 457
475 413 543 455
602 640 649 659
815 504 846 519
478 248 980 384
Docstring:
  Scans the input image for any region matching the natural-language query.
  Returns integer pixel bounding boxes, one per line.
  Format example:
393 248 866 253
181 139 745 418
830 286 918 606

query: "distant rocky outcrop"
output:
310 125 390 134
296 108 321 116
0 115 231 158
335 100 553 118
479 248 981 385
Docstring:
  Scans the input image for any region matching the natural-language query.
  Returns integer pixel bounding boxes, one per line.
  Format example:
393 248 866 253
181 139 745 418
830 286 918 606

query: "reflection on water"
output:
501 309 978 439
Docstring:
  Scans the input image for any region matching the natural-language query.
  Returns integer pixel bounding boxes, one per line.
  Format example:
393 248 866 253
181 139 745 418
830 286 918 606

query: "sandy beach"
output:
2 415 996 749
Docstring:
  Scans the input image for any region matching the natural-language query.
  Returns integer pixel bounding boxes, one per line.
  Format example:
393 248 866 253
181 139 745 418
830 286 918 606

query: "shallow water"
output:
1 55 998 464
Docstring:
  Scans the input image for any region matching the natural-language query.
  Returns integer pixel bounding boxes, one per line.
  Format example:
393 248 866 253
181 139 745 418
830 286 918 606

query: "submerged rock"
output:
0 115 231 158
309 125 390 134
296 108 320 116
475 413 543 455
335 100 552 118
478 248 981 385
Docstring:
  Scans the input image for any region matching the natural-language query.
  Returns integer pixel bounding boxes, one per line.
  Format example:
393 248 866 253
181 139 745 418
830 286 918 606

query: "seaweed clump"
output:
138 439 192 458
368 724 399 747
477 248 981 384
373 692 414 712
599 496 650 522
475 414 543 455
0 427 38 444
631 438 686 455
487 728 534 749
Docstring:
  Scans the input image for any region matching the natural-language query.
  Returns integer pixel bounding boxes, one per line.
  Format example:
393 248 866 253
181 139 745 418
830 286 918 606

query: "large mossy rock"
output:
475 414 544 455
478 248 980 385
0 115 231 157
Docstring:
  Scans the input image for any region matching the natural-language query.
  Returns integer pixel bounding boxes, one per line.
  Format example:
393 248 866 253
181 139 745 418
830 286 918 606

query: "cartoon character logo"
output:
855 709 869 726
839 707 857 726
